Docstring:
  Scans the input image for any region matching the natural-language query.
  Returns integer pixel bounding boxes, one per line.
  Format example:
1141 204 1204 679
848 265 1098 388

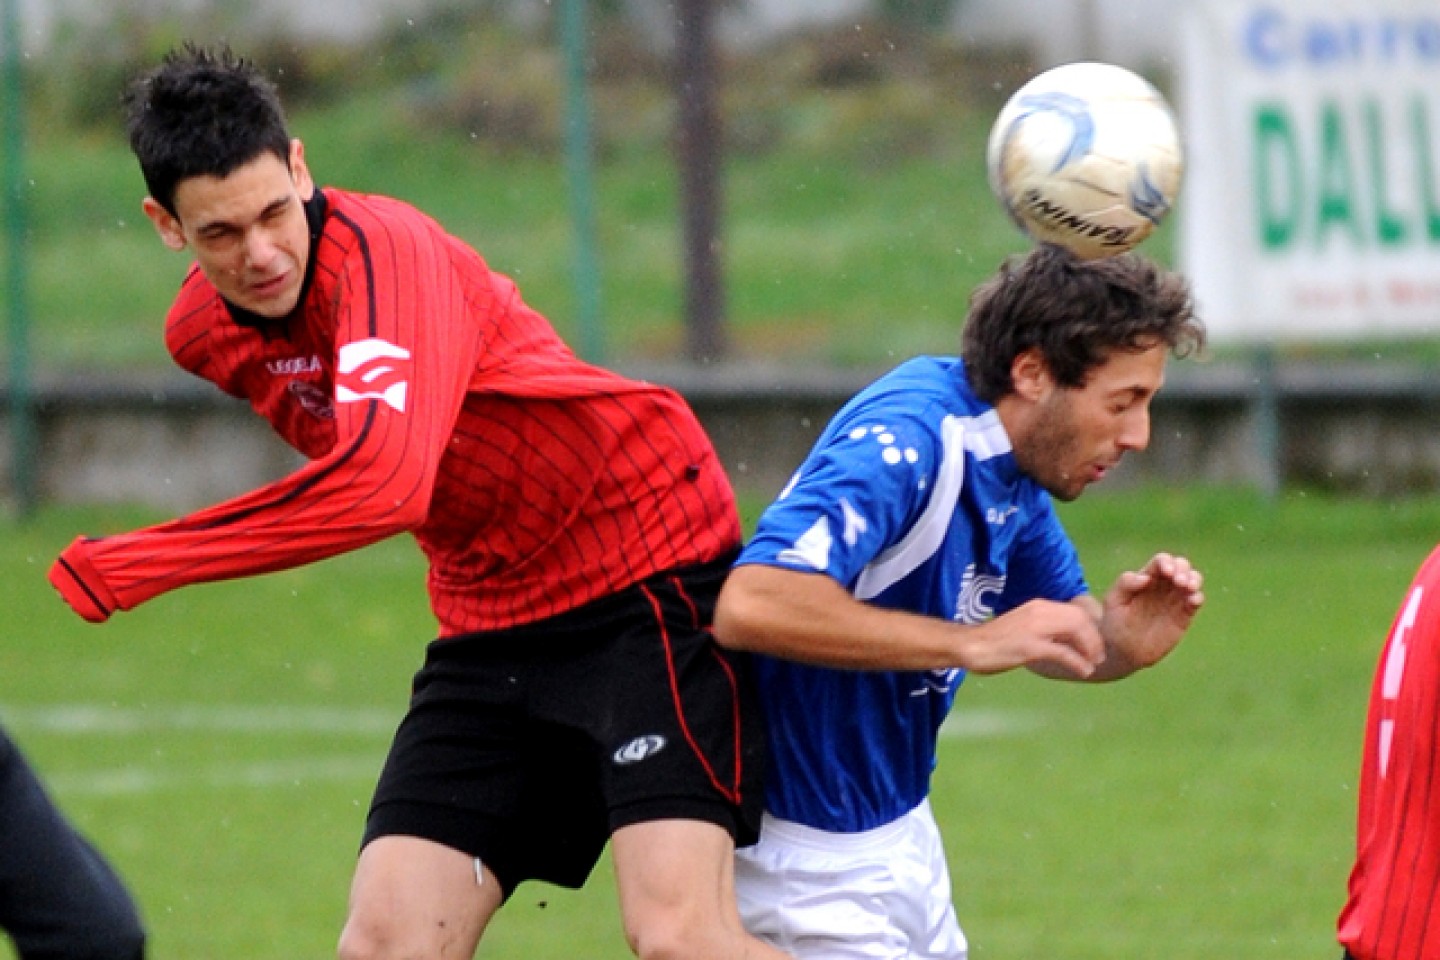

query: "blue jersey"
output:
737 356 1087 833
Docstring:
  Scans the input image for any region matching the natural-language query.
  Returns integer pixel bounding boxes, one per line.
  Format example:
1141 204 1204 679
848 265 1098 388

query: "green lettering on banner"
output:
1415 96 1440 243
1254 104 1302 250
1315 100 1363 249
1364 100 1407 247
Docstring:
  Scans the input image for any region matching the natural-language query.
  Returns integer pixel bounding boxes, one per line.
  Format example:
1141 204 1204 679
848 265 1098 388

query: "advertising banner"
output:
1179 2 1440 340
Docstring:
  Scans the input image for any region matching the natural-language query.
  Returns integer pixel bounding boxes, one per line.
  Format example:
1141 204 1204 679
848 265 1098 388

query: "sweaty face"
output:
1014 343 1168 502
144 140 315 319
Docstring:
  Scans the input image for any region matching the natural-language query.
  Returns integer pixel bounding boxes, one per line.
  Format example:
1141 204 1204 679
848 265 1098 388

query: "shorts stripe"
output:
640 582 740 805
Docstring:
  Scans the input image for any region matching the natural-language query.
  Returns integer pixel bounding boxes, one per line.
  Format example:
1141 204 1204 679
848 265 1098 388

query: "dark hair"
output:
123 43 291 215
961 243 1204 403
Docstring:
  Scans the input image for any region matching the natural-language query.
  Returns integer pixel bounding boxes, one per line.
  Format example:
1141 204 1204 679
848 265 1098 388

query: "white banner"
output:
1179 1 1440 340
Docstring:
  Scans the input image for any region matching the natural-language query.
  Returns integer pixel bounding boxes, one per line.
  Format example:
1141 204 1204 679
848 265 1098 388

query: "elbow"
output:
388 489 433 530
712 581 758 652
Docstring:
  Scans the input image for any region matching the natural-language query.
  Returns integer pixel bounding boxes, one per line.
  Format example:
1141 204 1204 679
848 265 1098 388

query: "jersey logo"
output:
612 735 667 765
289 380 335 420
335 339 412 412
266 354 323 376
954 563 1005 625
986 505 1019 526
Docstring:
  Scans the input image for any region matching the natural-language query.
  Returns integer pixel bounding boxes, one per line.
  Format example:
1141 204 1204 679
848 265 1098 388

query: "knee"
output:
626 915 736 960
337 914 444 960
626 924 689 960
336 919 390 960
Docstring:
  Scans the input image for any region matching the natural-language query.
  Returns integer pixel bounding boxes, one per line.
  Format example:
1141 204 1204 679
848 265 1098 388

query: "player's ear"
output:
288 138 315 201
1009 348 1053 402
141 197 188 252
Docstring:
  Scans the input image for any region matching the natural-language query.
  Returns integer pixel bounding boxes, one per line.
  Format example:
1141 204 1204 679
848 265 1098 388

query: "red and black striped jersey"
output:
77 187 740 635
1339 544 1440 960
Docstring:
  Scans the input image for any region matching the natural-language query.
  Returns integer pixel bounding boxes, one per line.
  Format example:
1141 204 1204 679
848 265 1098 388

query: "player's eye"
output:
199 228 239 245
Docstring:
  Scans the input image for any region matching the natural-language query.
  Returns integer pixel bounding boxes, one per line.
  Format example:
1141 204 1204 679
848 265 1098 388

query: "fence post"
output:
2 0 37 517
560 0 604 363
1251 342 1281 499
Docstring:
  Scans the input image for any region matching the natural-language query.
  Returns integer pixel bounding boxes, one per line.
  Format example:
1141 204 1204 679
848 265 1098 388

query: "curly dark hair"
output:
961 244 1205 403
123 43 291 216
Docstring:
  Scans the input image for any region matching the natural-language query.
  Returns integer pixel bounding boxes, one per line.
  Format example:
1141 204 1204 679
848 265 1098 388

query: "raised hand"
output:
1099 552 1205 672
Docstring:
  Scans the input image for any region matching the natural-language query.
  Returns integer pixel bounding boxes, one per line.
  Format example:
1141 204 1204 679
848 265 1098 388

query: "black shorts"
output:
362 551 765 897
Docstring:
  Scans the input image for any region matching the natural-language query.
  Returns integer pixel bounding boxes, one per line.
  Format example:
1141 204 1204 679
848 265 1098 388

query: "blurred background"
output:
2 2 1439 958
5 0 1439 515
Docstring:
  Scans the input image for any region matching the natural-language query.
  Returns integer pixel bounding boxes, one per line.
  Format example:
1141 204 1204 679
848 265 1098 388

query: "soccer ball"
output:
986 61 1183 260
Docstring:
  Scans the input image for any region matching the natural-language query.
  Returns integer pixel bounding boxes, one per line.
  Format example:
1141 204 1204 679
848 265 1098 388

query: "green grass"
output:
0 486 1428 958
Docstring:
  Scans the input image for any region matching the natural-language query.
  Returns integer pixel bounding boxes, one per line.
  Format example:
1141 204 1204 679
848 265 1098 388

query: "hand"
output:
1100 552 1205 671
956 599 1106 679
49 538 118 624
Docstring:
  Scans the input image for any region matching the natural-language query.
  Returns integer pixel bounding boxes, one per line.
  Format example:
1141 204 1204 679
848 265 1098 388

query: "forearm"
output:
714 565 970 671
713 564 1106 679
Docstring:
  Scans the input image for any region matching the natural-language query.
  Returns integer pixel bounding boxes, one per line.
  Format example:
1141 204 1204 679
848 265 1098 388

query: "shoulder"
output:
835 358 1000 457
164 267 222 359
317 188 485 277
853 357 987 421
321 188 447 243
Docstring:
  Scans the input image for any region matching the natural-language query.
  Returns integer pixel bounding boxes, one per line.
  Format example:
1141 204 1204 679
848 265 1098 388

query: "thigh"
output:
612 819 788 960
339 836 500 960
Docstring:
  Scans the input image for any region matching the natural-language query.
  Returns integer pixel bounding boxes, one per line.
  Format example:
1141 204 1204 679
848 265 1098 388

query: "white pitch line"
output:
939 708 1044 738
44 754 383 799
1 702 1037 740
0 703 398 736
0 703 1039 799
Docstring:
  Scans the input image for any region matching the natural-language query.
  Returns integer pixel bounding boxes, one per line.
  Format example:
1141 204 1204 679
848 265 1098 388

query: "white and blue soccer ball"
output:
986 61 1183 260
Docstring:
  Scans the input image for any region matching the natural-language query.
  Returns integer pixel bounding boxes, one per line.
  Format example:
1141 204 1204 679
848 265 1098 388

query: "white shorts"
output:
735 799 969 960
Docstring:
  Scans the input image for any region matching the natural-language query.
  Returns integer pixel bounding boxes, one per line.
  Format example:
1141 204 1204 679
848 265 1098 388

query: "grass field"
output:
1 486 1433 958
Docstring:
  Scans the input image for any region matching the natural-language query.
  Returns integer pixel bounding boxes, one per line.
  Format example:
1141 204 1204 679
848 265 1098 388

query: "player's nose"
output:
1119 404 1151 451
243 226 281 268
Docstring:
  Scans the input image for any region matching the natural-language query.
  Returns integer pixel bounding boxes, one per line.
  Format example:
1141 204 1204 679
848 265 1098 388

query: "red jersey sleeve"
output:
52 194 484 617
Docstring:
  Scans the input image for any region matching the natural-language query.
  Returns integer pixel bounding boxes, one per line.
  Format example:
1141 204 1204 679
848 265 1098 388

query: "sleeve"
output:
49 209 485 619
996 492 1089 612
737 396 939 591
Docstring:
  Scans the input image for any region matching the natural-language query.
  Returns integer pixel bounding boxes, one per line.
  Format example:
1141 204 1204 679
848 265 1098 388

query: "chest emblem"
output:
336 338 412 413
289 380 335 420
955 563 1005 625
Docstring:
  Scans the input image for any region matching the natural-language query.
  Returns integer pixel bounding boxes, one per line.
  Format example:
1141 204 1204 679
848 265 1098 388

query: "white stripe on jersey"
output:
854 413 1009 601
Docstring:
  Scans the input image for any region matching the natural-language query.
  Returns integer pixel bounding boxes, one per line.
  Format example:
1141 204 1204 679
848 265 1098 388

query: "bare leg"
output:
611 819 792 960
336 836 502 960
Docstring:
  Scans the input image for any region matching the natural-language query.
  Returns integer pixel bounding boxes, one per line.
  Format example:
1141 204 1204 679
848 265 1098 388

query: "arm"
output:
713 563 1105 678
1030 551 1205 682
50 206 484 623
